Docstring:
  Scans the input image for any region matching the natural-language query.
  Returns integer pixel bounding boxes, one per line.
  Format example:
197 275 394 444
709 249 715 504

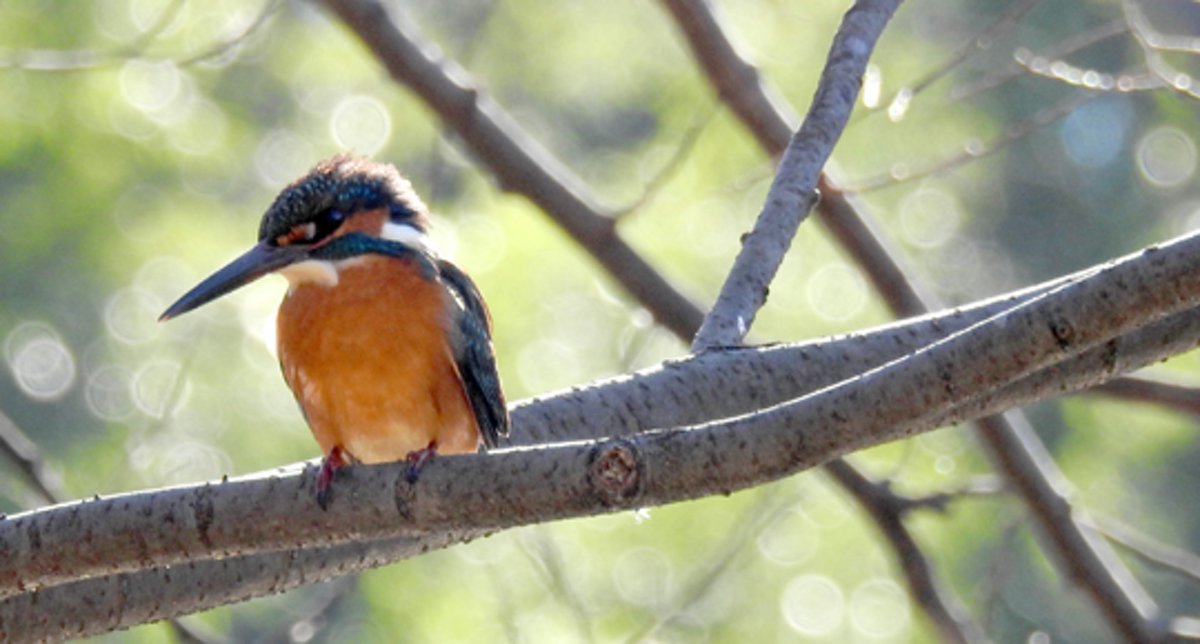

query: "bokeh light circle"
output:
899 188 962 249
1137 126 1196 188
105 287 163 345
756 509 820 566
780 574 844 636
85 365 137 421
612 547 674 608
1059 98 1131 168
5 321 76 401
806 264 868 322
255 129 317 187
119 59 182 112
849 578 910 639
132 359 189 418
330 95 393 155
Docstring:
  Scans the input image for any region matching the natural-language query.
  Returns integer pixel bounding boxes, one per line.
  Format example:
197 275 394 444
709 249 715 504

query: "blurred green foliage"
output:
3 0 1200 641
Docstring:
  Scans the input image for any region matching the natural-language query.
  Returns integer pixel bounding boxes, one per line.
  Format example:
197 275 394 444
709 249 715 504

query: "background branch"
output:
320 0 705 340
659 1 1163 639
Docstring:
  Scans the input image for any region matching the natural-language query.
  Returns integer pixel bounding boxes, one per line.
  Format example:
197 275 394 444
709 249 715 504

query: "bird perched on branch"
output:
160 155 509 508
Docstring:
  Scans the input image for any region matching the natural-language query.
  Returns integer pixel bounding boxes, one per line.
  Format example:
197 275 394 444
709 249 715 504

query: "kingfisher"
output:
160 155 509 508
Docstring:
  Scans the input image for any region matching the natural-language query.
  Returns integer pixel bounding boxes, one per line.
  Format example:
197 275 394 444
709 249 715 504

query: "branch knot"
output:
588 439 642 506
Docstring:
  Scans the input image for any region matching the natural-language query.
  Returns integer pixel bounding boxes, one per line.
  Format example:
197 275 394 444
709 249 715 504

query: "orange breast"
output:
276 256 479 464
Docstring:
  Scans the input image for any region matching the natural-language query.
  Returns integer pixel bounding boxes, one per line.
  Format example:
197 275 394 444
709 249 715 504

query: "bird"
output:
159 155 509 509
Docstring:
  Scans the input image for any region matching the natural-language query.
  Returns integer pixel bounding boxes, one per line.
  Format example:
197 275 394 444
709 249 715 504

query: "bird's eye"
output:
314 209 346 239
275 209 346 247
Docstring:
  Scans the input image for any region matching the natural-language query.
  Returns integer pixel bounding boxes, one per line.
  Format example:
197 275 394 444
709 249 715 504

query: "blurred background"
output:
3 0 1200 641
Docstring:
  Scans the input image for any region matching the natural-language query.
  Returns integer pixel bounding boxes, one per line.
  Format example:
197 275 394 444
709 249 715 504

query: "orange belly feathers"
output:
277 255 480 463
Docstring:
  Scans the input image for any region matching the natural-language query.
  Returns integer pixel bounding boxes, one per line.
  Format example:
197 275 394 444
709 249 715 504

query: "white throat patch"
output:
279 259 343 289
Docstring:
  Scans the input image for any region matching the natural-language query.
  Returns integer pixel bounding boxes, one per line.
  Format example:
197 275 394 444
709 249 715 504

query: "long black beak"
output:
159 242 307 321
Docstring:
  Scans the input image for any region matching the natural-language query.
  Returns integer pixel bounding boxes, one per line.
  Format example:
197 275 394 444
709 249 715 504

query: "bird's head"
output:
160 155 432 321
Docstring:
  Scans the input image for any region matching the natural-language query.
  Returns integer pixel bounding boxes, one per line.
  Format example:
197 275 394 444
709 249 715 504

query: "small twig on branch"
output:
690 0 903 350
1089 375 1200 416
896 476 1005 514
823 460 986 643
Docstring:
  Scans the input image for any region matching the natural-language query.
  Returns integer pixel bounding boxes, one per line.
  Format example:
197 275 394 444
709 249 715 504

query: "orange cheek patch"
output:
333 207 388 238
276 223 316 246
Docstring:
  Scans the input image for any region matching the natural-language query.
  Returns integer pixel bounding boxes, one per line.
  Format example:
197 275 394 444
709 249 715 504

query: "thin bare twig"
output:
1094 515 1200 585
844 90 1099 193
868 0 1043 122
897 477 1005 514
176 0 285 67
517 530 596 643
0 0 281 71
1124 0 1200 101
613 106 718 220
625 485 800 642
951 18 1130 101
1014 56 1162 93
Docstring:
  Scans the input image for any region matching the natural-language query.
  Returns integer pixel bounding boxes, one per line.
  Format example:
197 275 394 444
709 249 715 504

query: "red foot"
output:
316 446 347 510
405 441 439 483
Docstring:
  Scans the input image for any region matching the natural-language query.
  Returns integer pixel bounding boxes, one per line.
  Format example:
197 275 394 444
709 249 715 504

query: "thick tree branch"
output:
690 0 902 350
0 534 467 641
7 262 1200 637
4 230 1200 618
